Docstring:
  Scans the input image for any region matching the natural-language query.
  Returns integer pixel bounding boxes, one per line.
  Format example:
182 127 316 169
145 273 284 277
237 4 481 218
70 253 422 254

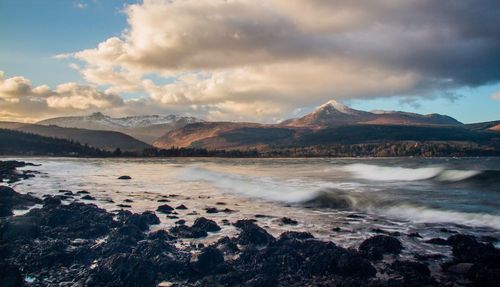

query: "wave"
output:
301 189 500 230
343 163 499 184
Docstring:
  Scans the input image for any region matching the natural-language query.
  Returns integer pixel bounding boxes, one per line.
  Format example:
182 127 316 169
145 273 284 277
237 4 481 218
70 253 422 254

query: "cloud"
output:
492 92 500 100
0 70 123 121
57 0 500 121
74 2 88 9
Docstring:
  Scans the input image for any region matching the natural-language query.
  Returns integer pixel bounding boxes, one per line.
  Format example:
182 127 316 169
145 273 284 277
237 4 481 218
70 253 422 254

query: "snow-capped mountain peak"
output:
314 100 359 115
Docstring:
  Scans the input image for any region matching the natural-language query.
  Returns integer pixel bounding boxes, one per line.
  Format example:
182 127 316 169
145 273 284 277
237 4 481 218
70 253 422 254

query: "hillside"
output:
281 100 462 128
0 122 149 151
37 113 202 143
0 129 109 156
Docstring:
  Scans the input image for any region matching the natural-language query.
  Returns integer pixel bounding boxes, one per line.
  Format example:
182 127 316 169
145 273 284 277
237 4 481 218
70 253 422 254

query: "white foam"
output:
344 163 443 181
377 204 500 230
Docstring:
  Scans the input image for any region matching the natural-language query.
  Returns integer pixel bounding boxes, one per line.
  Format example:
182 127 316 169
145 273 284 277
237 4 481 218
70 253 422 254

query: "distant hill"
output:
281 100 462 128
0 128 109 156
153 100 477 150
0 122 149 151
37 112 202 143
464 121 500 132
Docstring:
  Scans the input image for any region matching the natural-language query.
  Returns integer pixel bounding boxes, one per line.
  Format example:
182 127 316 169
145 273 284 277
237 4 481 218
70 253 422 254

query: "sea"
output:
4 156 500 261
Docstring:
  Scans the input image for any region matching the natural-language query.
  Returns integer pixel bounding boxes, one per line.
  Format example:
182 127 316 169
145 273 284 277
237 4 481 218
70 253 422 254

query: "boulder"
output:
194 247 224 274
359 235 403 260
157 204 174 214
192 217 221 232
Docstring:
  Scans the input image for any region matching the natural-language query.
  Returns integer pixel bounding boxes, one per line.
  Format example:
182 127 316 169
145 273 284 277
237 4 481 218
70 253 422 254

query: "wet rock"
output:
81 195 95 200
211 236 239 254
205 207 219 214
118 175 132 180
123 211 160 231
0 263 23 287
147 230 175 241
192 217 221 232
76 190 90 194
123 199 133 203
359 235 403 260
234 220 275 246
175 219 186 225
390 260 436 286
447 262 474 275
176 204 188 210
117 204 131 208
448 234 497 263
408 232 422 238
215 202 227 205
0 186 42 217
169 225 207 239
1 216 40 241
414 253 446 261
157 204 174 214
371 228 401 236
87 253 156 287
157 199 170 202
425 237 449 245
280 217 298 225
193 247 225 274
43 196 62 206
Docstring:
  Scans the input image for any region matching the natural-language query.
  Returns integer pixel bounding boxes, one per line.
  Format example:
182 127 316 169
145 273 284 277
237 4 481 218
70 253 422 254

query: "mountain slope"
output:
0 128 109 156
37 113 202 143
0 122 149 151
281 100 462 128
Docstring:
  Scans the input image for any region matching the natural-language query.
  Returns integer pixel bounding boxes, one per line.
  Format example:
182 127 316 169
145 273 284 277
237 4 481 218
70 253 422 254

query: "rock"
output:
1 217 40 241
175 204 188 210
447 262 474 275
175 219 186 225
157 204 174 214
234 220 275 246
280 217 298 225
169 225 207 239
76 190 90 194
390 260 436 286
124 211 160 231
0 263 23 287
118 176 132 180
117 204 132 208
123 199 134 203
88 253 156 287
414 253 446 261
194 247 224 274
448 234 497 263
157 199 170 202
425 238 448 245
359 235 403 260
192 217 221 232
205 207 219 214
211 236 239 254
43 196 62 206
0 186 42 217
408 232 422 238
81 195 95 200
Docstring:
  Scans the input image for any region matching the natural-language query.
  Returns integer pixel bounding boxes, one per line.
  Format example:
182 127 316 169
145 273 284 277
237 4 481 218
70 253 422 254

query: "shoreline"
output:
1 160 500 286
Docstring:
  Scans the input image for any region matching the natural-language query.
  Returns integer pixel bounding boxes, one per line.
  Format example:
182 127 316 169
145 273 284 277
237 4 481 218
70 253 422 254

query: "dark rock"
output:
280 217 298 225
211 236 239 254
425 238 449 246
0 263 23 287
205 207 219 214
117 204 132 208
359 235 403 260
147 230 175 241
414 253 446 261
170 224 207 238
194 247 224 274
447 262 474 275
0 186 42 217
390 260 436 286
157 199 170 202
118 175 132 180
43 196 62 206
408 232 422 238
1 217 40 241
81 195 95 200
448 234 497 263
175 219 186 225
176 204 188 210
123 199 133 203
88 253 156 287
234 220 275 246
192 217 221 232
157 204 174 214
76 190 90 194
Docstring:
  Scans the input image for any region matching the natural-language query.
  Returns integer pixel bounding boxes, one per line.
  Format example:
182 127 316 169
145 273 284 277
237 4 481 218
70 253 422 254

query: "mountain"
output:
464 121 500 132
37 112 202 143
281 100 462 127
0 122 150 151
0 128 109 156
153 100 495 150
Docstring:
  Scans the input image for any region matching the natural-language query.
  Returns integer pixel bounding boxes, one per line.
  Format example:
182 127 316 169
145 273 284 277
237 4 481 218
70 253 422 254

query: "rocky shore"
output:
1 161 499 286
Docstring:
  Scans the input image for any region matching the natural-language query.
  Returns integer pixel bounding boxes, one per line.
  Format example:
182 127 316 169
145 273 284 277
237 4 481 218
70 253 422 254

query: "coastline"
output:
1 160 500 286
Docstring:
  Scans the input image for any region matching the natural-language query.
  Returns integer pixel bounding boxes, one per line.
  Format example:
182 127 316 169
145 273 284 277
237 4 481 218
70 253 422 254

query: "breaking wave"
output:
343 163 499 184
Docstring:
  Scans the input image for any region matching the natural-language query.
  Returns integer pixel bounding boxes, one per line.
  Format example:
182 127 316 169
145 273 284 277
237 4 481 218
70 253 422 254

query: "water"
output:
4 157 500 256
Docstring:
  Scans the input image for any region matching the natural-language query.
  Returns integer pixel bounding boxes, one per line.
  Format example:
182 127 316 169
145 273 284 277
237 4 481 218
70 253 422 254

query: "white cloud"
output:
43 0 500 122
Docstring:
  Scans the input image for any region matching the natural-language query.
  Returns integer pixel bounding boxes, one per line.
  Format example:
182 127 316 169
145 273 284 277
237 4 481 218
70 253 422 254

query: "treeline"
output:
0 129 110 156
1 128 499 158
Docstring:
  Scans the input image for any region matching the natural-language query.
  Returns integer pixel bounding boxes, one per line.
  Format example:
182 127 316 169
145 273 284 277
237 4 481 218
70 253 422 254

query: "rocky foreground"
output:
1 162 499 287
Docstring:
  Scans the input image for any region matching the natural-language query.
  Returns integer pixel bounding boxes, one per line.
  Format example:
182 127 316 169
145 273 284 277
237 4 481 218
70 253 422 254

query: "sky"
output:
1 0 499 124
